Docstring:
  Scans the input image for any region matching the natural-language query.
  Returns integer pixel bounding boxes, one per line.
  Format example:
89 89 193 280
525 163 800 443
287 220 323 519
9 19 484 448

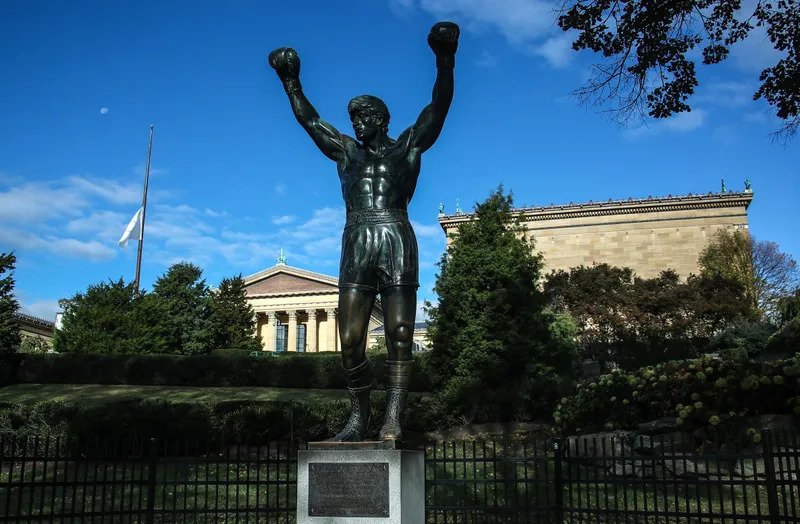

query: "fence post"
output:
145 437 158 524
761 431 781 524
554 439 564 523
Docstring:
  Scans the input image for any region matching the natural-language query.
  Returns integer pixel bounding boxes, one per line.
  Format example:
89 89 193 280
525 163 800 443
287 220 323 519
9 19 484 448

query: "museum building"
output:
245 188 753 353
438 189 754 279
243 261 384 353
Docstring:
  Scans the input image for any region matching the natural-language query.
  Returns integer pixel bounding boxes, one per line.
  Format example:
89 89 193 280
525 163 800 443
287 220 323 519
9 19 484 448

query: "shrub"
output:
553 354 800 435
2 352 433 391
709 320 777 359
0 393 442 443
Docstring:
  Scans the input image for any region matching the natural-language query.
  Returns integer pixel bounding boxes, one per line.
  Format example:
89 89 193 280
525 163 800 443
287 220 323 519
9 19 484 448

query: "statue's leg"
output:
378 285 416 441
330 287 376 442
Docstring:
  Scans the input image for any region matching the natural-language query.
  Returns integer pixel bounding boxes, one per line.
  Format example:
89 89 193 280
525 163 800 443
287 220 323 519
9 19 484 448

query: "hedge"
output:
553 353 800 436
0 394 444 444
0 351 433 391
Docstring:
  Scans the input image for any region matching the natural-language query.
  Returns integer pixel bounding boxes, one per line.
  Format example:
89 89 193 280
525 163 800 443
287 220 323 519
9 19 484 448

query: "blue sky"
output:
1 0 797 322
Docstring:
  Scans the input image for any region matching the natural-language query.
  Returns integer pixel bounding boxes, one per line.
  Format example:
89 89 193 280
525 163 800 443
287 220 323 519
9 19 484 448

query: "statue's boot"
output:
379 360 413 441
330 358 373 442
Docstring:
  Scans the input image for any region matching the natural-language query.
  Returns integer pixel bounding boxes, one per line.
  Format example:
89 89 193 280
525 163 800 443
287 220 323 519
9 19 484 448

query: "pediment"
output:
244 265 338 296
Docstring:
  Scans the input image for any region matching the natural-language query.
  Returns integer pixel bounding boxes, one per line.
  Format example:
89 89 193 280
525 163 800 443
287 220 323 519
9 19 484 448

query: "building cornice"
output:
439 191 753 230
14 312 55 329
243 264 339 287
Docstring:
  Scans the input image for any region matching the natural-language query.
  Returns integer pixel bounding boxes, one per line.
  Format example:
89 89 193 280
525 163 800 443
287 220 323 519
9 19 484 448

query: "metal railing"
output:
426 430 800 523
1 431 798 523
0 435 296 523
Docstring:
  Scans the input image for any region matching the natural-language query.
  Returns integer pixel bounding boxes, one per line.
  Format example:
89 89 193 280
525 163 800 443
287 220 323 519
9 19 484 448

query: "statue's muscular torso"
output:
338 135 421 213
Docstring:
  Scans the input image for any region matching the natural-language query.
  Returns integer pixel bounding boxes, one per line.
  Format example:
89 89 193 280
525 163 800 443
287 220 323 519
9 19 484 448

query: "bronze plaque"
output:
308 462 390 518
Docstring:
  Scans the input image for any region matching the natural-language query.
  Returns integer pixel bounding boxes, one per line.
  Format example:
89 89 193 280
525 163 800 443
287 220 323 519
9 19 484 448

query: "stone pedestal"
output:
297 442 424 524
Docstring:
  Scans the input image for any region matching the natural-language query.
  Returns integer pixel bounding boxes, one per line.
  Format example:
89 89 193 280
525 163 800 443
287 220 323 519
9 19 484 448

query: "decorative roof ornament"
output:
277 249 287 265
744 178 752 192
721 178 726 193
455 198 462 215
438 202 444 215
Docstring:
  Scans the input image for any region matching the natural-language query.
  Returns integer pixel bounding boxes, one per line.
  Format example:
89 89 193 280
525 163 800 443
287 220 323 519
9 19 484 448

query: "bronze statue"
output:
268 22 459 441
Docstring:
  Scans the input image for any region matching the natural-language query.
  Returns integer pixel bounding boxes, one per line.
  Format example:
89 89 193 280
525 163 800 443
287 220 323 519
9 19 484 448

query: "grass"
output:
0 384 348 407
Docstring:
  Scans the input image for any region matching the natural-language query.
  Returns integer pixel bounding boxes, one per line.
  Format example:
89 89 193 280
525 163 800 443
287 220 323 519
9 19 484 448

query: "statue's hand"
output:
427 22 459 56
268 47 301 82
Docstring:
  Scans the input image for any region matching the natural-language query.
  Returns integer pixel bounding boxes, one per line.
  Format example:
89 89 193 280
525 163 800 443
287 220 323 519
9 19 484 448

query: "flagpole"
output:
133 125 154 293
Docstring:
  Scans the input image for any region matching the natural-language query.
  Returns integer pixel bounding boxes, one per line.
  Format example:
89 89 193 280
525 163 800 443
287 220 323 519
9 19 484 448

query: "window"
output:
275 323 288 352
297 324 307 352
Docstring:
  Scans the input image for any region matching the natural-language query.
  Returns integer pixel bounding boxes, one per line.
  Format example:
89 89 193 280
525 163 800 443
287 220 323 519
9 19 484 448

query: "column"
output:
265 312 276 352
326 308 337 352
307 310 318 352
287 311 298 352
335 309 342 352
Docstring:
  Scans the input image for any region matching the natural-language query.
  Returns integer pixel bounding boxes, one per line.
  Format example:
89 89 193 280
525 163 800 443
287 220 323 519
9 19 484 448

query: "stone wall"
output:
439 191 753 279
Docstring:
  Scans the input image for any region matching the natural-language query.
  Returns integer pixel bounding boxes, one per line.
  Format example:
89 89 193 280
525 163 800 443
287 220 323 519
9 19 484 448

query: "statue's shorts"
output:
339 208 419 293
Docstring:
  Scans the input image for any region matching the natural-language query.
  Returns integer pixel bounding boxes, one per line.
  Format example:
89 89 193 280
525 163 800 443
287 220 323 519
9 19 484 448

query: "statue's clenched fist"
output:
427 22 459 56
268 47 301 82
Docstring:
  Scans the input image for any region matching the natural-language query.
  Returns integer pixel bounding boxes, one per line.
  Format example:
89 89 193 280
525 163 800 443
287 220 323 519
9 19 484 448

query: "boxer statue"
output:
268 22 459 441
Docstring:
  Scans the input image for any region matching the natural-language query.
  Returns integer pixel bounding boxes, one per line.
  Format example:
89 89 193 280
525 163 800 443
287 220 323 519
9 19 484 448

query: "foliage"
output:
425 187 573 424
151 262 212 355
0 253 21 354
544 264 751 369
54 279 172 355
709 320 776 359
2 351 433 391
54 263 265 356
0 391 442 442
207 275 261 352
765 316 800 356
557 0 800 139
553 354 800 435
18 336 52 354
777 288 800 325
699 229 799 321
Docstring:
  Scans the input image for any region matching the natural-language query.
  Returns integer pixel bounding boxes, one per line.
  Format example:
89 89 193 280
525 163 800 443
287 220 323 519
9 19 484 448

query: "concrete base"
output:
297 447 424 524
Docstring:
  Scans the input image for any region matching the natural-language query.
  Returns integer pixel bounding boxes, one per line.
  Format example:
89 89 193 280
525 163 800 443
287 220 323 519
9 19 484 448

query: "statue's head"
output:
348 95 390 142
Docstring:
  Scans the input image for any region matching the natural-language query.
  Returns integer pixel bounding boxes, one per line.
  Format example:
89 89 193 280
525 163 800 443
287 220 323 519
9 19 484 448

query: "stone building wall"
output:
439 191 753 279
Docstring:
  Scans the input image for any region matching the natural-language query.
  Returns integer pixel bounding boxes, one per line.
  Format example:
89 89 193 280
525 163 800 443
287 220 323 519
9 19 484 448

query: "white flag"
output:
119 207 143 247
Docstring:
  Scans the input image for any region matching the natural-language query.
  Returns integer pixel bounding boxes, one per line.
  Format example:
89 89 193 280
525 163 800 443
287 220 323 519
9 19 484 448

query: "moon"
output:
100 107 109 115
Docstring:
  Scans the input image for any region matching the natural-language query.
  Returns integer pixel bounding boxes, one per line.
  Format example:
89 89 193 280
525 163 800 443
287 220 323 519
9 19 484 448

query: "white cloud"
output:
474 50 497 67
626 109 707 138
19 299 62 322
0 227 116 261
663 109 707 132
67 176 140 205
411 220 444 239
272 214 297 225
204 208 228 217
393 0 575 68
274 183 287 195
697 81 755 108
730 25 783 73
52 238 116 261
533 31 575 68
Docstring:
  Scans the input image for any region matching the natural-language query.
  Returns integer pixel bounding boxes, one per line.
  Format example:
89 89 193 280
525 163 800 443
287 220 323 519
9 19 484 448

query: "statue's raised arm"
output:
268 47 352 162
400 22 459 153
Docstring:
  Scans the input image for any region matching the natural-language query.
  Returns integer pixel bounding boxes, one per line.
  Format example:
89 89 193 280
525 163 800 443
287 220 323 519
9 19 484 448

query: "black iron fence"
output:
0 435 296 523
425 430 800 523
0 431 798 523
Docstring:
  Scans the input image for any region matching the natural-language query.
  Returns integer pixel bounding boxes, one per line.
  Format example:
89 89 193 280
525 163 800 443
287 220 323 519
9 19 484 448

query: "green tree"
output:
0 253 22 354
425 188 572 423
544 264 751 369
699 229 798 320
54 279 171 354
151 262 212 355
557 0 799 140
208 275 261 352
